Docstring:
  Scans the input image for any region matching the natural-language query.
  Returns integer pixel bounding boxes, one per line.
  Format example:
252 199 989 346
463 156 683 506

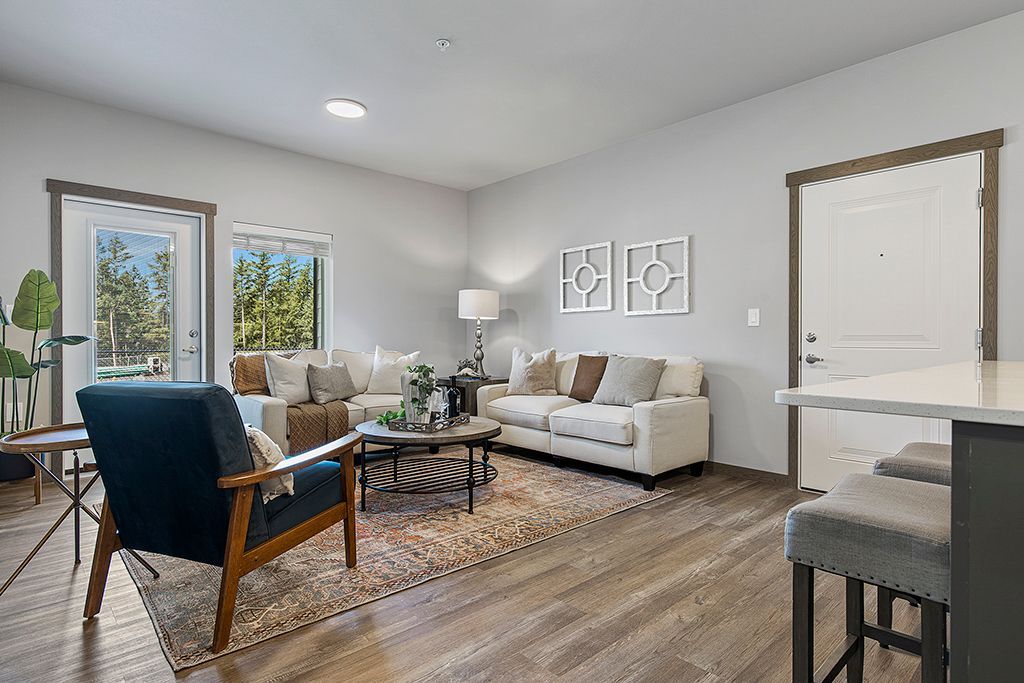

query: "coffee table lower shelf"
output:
359 450 497 513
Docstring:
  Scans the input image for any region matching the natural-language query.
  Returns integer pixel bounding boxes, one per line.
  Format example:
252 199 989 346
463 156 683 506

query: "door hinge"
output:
976 327 984 349
977 188 984 209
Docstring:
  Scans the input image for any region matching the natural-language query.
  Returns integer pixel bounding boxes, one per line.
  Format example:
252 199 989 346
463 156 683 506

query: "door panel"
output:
799 154 981 491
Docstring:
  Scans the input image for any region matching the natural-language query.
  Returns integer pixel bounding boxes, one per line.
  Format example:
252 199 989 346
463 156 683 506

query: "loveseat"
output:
233 349 401 454
477 352 709 490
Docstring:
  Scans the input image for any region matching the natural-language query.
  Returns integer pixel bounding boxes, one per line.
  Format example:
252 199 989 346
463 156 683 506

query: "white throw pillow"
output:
507 347 557 396
366 345 420 394
265 353 312 405
245 425 294 503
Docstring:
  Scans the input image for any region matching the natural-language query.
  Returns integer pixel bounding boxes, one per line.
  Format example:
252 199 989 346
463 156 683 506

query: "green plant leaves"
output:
38 335 94 349
11 270 60 332
0 346 36 379
31 359 61 371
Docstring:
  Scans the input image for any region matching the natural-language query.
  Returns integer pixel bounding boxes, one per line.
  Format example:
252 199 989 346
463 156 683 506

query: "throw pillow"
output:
231 353 270 395
265 353 312 405
307 362 358 404
568 354 609 402
592 355 667 407
245 425 294 503
366 345 420 394
507 347 557 396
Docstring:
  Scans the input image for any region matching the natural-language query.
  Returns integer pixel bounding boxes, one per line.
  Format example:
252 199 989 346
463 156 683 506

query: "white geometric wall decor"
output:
560 241 612 313
623 236 690 316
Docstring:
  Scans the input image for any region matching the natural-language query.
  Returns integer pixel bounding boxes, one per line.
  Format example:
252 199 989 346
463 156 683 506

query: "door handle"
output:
804 354 823 365
182 345 199 355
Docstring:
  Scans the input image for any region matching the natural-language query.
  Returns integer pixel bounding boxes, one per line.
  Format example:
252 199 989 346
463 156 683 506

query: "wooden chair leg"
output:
920 599 947 683
212 486 253 654
340 448 357 568
793 563 814 683
845 578 864 683
84 496 120 618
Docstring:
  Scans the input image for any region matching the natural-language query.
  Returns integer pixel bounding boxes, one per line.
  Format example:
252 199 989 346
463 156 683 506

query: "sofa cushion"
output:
549 403 634 445
264 461 342 538
342 400 366 426
486 394 579 431
331 350 375 394
348 393 403 422
291 349 329 366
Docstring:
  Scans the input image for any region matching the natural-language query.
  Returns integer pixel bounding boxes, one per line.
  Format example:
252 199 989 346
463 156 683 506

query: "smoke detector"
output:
435 38 451 52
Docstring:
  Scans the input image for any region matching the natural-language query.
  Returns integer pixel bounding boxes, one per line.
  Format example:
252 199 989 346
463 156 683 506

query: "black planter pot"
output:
0 452 34 481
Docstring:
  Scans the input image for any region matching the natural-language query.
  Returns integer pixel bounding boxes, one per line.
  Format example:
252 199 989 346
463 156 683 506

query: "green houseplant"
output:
1 270 93 479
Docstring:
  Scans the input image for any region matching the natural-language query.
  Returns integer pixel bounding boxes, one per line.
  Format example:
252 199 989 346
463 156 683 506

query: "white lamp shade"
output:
458 289 499 320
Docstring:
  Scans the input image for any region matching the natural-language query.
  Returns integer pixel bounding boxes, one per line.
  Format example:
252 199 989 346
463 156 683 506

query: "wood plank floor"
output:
0 459 925 682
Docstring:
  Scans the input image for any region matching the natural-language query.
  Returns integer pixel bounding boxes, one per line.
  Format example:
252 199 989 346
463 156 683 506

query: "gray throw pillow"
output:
307 362 358 404
592 355 668 407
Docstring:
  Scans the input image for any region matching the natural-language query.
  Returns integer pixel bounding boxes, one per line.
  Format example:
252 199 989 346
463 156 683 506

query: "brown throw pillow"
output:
569 354 609 402
232 353 270 395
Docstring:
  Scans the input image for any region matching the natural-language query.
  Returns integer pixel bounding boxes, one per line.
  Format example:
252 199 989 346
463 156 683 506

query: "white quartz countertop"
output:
775 361 1024 426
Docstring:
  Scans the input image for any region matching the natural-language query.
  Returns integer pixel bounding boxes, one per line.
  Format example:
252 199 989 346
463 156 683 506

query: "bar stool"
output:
785 473 950 682
873 442 951 486
873 442 952 634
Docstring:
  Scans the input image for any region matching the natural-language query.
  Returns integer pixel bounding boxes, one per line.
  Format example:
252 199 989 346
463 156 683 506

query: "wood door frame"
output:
46 179 216 472
785 129 1003 487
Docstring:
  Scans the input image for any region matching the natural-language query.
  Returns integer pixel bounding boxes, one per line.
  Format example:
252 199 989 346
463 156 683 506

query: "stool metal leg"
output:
845 578 864 683
73 450 81 564
921 599 947 683
793 563 814 683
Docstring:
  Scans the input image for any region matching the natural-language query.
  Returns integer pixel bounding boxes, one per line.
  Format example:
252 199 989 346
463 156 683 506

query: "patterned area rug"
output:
118 450 668 670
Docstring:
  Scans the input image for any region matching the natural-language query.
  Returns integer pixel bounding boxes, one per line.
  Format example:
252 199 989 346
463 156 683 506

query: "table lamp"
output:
458 289 499 377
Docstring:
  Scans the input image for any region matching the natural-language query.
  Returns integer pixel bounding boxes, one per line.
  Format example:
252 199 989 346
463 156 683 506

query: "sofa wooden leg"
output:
689 462 705 477
641 474 655 491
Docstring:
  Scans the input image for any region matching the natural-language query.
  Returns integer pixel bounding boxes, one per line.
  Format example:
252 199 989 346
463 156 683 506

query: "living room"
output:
2 2 1023 681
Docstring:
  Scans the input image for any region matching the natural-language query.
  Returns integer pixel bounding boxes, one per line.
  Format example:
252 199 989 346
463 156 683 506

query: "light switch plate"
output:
747 308 760 327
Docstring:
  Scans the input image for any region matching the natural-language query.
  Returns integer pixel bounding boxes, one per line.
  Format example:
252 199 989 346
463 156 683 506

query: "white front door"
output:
61 199 204 426
799 153 983 491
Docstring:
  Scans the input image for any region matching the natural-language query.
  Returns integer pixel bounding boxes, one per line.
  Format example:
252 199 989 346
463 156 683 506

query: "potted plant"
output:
401 363 442 424
1 270 93 480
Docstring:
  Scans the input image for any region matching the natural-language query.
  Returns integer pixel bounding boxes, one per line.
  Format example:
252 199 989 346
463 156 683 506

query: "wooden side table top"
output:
0 423 91 455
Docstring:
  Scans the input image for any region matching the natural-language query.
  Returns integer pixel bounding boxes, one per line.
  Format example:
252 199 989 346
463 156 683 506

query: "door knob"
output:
805 331 817 343
182 345 199 355
804 354 823 365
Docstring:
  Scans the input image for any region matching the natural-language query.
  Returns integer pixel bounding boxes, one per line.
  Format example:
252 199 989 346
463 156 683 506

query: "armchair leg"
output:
340 449 357 568
213 486 253 654
83 496 119 618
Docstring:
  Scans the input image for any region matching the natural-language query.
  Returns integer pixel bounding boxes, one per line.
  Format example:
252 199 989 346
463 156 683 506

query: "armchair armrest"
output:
476 383 509 418
632 396 709 476
218 432 363 489
234 394 288 452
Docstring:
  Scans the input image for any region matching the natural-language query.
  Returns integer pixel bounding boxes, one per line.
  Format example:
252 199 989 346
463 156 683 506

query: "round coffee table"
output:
355 417 501 514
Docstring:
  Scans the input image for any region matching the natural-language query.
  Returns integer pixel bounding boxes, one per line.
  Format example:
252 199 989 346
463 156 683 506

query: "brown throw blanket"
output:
286 401 350 455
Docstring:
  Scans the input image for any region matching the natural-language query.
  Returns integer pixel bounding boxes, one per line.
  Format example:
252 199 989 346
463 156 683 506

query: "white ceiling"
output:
2 1 1022 190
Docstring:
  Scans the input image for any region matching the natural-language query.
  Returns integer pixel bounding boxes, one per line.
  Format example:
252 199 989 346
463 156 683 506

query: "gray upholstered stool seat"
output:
873 442 952 486
786 473 950 604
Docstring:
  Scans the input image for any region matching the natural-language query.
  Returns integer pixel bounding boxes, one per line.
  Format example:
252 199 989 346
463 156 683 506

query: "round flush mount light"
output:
324 98 367 119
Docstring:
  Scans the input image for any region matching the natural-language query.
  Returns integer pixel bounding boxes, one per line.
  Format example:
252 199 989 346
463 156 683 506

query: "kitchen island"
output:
776 361 1024 682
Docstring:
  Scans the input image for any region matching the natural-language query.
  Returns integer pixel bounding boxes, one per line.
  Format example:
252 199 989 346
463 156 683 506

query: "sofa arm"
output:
632 396 709 476
234 394 288 452
476 383 509 417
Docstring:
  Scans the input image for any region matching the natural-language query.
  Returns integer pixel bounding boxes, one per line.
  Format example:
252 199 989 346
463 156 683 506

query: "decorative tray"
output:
387 413 470 433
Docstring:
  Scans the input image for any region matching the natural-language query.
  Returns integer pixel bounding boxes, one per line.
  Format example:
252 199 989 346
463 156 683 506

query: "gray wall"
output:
0 81 468 424
466 13 1024 475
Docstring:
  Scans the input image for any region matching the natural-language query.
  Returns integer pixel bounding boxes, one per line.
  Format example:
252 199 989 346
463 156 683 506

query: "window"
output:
232 223 332 353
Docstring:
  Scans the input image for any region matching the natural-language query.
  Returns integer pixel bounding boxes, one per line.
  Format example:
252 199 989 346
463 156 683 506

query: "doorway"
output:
46 180 216 473
786 131 1001 491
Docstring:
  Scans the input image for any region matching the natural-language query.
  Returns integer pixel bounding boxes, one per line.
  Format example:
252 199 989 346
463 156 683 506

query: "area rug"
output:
117 451 668 670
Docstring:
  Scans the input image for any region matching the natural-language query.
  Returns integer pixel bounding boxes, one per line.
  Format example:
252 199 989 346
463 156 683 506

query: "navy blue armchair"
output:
77 382 361 653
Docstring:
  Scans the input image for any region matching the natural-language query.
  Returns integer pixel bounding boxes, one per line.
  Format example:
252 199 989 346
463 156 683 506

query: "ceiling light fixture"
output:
435 38 451 52
325 98 367 119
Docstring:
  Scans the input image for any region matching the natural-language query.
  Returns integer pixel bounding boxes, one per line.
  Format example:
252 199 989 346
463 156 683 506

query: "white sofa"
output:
234 349 401 454
477 352 709 490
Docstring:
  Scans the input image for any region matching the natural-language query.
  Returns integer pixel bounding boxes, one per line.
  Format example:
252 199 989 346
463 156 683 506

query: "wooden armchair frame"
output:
84 432 362 653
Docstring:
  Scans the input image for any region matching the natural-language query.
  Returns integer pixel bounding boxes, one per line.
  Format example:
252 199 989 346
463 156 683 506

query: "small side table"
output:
0 423 158 598
437 376 509 416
